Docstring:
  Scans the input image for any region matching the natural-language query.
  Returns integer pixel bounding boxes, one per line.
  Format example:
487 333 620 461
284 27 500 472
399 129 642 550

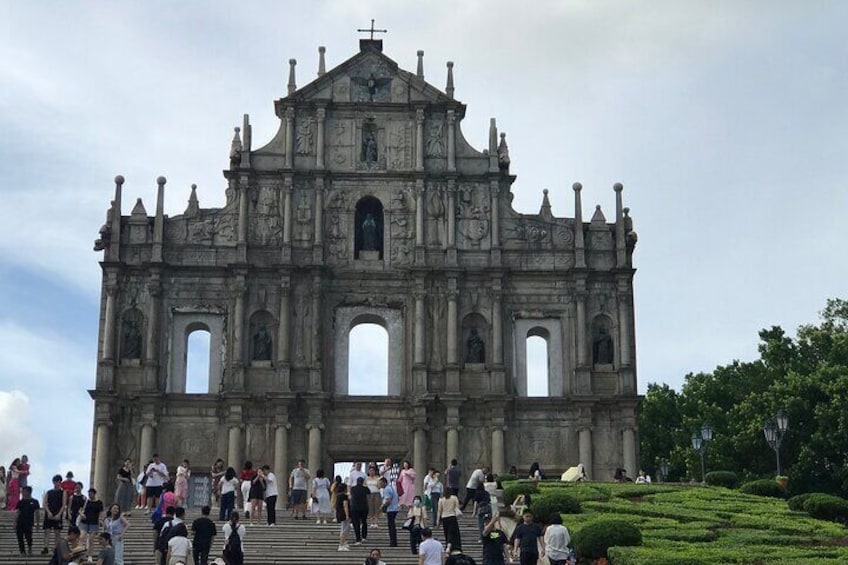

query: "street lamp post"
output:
691 423 713 483
763 410 789 475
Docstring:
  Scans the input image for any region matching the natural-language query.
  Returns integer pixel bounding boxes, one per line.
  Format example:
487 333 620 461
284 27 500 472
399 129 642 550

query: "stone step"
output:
0 509 489 564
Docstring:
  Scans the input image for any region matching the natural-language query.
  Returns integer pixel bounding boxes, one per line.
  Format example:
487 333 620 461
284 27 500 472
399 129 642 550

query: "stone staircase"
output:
0 508 491 564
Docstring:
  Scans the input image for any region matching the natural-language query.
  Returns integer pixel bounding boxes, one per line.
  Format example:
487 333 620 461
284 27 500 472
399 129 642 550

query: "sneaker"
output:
316 519 322 524
353 541 362 546
41 548 49 555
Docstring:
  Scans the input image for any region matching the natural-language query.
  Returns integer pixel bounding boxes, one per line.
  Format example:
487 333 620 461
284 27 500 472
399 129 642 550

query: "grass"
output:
522 481 848 564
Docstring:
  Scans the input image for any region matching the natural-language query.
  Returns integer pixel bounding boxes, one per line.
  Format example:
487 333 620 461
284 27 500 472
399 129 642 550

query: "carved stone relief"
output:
426 182 447 247
332 77 350 102
294 183 312 242
326 212 349 261
350 57 393 102
295 117 314 155
588 230 614 250
426 119 445 157
456 184 490 247
248 185 282 246
386 119 413 170
329 119 353 169
429 292 445 366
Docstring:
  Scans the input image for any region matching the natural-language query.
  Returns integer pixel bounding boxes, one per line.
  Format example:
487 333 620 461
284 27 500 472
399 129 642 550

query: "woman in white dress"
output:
311 469 332 524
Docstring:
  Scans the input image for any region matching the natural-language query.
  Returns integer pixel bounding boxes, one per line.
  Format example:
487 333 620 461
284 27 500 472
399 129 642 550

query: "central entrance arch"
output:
334 306 405 396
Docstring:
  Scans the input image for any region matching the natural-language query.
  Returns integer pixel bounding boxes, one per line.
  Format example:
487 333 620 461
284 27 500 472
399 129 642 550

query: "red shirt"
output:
61 480 76 499
239 469 257 482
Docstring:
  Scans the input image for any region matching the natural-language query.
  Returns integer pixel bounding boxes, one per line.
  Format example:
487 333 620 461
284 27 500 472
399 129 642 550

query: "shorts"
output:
146 485 164 498
80 522 100 534
43 517 63 530
291 489 307 505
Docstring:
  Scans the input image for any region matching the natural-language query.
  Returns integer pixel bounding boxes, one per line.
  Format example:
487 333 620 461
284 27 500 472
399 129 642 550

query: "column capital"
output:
306 422 325 431
276 422 292 431
316 107 326 121
285 107 295 120
446 109 456 124
416 108 425 124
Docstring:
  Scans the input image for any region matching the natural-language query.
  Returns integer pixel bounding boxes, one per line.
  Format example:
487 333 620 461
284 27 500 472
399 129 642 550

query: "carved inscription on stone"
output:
329 119 353 168
386 120 413 170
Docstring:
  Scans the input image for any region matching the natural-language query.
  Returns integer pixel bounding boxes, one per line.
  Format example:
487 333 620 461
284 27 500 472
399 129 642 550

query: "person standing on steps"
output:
103 504 129 565
145 454 169 514
380 476 400 547
350 476 370 545
312 469 332 524
510 510 545 565
437 489 463 555
15 485 40 556
407 494 428 555
218 468 239 522
461 467 488 512
42 474 66 555
445 459 462 497
191 505 217 565
365 465 382 528
288 459 311 520
261 465 278 526
222 513 245 565
417 527 445 565
336 483 352 551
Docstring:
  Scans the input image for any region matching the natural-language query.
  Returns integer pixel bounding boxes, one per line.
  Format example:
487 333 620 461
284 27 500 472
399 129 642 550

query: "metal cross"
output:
357 18 387 40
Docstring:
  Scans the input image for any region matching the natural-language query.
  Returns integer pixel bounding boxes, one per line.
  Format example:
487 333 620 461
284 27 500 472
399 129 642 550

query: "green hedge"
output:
503 480 538 504
803 493 848 522
787 492 817 512
497 473 518 483
528 490 581 523
705 471 739 488
573 519 642 560
739 479 787 499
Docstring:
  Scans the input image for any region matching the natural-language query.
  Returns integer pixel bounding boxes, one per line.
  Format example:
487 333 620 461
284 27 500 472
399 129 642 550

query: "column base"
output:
308 367 322 392
415 246 426 265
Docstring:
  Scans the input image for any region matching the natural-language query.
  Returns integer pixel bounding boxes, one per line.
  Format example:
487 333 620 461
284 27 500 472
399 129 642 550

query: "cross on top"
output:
357 18 387 40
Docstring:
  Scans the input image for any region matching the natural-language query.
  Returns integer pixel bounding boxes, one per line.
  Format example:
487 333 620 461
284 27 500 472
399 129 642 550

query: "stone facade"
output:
90 40 640 498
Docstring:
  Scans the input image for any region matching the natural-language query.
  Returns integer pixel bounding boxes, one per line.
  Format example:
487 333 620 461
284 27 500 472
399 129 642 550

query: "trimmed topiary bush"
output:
573 519 642 560
802 493 848 522
705 471 739 488
787 492 817 512
497 474 518 483
739 479 787 499
529 490 582 523
503 480 539 504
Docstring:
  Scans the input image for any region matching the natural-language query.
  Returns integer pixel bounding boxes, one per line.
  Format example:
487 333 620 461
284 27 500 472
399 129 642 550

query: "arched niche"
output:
461 312 489 366
512 318 564 397
334 307 404 396
168 312 225 393
119 308 145 362
591 314 616 368
248 310 276 364
354 196 384 259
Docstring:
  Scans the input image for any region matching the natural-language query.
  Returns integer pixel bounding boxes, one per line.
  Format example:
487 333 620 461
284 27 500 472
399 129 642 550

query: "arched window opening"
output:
185 328 211 393
354 196 384 259
348 322 388 395
526 333 550 397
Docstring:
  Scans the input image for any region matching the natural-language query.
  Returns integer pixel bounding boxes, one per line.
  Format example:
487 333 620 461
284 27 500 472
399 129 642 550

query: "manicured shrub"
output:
497 474 518 483
573 519 642 560
529 490 582 523
705 471 739 488
739 479 787 499
787 492 817 512
503 480 538 504
803 493 848 522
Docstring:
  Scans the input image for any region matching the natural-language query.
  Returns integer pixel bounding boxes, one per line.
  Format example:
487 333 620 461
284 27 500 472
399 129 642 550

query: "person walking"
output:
42 474 66 555
96 531 115 565
15 485 40 556
380 476 400 547
218 467 239 522
174 459 191 508
335 483 351 551
349 476 370 545
237 461 256 517
445 459 462 497
423 468 443 526
103 504 129 565
398 460 417 509
510 510 545 565
481 515 511 565
312 469 332 524
437 489 462 554
461 467 488 512
222 513 245 565
406 494 428 554
191 505 217 565
144 454 169 514
417 527 444 565
80 488 105 558
543 514 572 565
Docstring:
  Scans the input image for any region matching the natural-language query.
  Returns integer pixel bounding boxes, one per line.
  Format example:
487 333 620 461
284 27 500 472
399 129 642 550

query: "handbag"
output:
396 480 404 497
401 517 414 530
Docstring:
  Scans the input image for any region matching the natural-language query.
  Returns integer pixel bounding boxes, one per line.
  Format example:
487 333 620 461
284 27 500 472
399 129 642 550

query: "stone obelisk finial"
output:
446 61 455 99
614 183 626 267
152 176 166 263
417 50 424 79
287 59 297 95
318 46 326 76
573 182 586 268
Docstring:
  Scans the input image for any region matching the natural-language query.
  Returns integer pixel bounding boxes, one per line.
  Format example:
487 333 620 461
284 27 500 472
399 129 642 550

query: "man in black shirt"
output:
42 474 66 555
191 505 217 565
349 476 370 544
481 515 510 565
510 510 545 565
15 486 40 556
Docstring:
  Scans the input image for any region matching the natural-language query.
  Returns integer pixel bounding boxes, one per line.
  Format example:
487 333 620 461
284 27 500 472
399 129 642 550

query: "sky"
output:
1 0 845 494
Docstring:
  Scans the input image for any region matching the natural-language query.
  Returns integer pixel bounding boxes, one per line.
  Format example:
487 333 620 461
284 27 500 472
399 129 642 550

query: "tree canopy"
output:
639 299 848 495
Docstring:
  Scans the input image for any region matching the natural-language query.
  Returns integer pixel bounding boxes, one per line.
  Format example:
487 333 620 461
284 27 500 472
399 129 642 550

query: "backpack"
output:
225 526 243 560
448 554 477 565
156 519 174 552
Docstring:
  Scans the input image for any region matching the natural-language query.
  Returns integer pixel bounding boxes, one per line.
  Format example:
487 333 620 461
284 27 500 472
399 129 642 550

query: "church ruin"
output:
89 38 640 497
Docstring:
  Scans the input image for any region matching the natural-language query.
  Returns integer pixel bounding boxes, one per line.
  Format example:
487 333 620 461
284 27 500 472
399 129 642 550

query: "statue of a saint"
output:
253 324 272 361
466 328 485 364
121 317 142 359
362 213 379 251
363 131 378 163
593 327 614 365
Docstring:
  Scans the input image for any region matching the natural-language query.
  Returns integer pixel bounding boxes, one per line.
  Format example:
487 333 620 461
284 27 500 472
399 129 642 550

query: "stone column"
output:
139 423 155 472
415 184 425 246
492 287 503 365
315 107 326 170
623 427 637 477
307 424 323 476
415 108 425 171
447 181 456 247
227 425 242 468
576 288 587 366
93 423 110 497
618 293 632 367
414 290 426 364
614 183 626 268
101 281 117 361
282 178 293 245
491 427 505 475
446 110 456 172
277 278 291 365
284 108 295 169
145 275 161 361
237 180 248 248
490 184 500 247
573 183 586 268
413 427 427 493
446 427 459 467
313 178 324 245
310 275 321 377
152 176 166 262
273 423 290 509
446 287 458 365
233 277 246 369
578 427 593 479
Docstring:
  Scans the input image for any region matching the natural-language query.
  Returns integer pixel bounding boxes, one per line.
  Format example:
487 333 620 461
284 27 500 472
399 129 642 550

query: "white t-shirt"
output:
221 477 239 495
168 535 191 559
290 467 310 490
223 523 246 553
418 538 443 565
347 469 366 486
466 468 485 489
264 473 278 498
146 461 168 488
544 524 572 560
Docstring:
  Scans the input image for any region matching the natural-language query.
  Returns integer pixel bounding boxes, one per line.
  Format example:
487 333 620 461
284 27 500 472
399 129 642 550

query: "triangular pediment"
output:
285 46 455 106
